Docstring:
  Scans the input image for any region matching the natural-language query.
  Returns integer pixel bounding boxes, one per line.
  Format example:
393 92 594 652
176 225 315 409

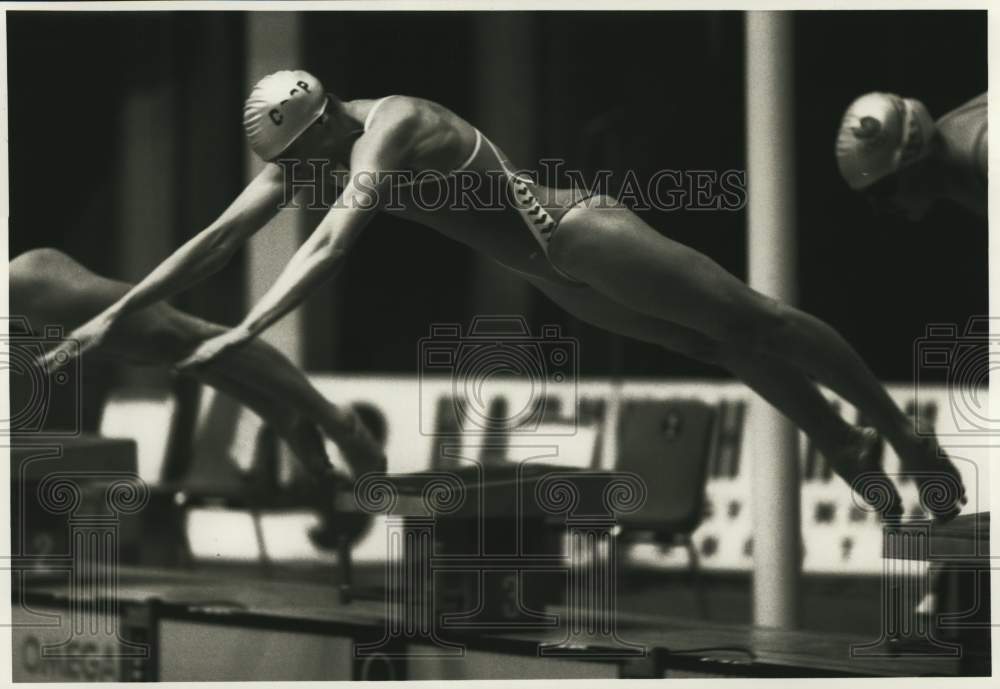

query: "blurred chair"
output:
614 398 716 618
99 383 180 484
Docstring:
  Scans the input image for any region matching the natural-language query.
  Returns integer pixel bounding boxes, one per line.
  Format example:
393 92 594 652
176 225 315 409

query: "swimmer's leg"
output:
11 249 384 477
205 344 386 477
546 202 964 515
524 277 904 517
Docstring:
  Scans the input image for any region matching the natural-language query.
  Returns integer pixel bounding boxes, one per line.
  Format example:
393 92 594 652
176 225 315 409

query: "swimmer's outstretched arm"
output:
177 113 418 369
39 165 291 369
246 184 377 335
175 184 383 369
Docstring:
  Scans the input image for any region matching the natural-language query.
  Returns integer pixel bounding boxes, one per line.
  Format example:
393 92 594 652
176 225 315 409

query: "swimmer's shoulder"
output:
363 95 471 136
360 95 425 132
935 92 987 130
936 92 987 180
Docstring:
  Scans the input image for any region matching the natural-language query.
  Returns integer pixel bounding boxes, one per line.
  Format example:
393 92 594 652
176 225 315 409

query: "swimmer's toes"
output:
835 427 903 521
288 419 334 478
858 473 905 522
908 437 966 522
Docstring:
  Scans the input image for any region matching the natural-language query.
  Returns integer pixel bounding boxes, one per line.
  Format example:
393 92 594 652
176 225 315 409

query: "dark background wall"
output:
9 12 247 323
8 10 987 382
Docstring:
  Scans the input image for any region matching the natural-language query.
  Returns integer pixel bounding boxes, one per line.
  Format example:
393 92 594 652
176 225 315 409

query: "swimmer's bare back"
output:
330 96 593 285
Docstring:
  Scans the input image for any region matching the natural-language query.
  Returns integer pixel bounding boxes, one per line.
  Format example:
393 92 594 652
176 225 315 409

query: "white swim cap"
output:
244 70 328 160
835 92 935 191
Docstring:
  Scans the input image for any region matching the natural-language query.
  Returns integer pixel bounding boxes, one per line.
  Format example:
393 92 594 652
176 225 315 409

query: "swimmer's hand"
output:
175 327 252 372
36 313 117 372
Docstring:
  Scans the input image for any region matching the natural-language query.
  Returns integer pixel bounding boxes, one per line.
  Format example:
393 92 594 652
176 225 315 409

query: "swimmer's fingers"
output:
34 318 110 371
35 340 81 373
174 339 225 372
174 329 247 373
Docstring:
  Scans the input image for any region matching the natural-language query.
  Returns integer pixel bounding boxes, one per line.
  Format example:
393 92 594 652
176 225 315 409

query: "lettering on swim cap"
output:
269 84 313 127
851 116 882 142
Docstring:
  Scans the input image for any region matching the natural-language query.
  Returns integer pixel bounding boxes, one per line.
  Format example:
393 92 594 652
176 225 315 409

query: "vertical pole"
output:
745 11 801 629
244 14 306 482
244 13 306 367
470 13 534 316
118 25 176 287
116 21 176 391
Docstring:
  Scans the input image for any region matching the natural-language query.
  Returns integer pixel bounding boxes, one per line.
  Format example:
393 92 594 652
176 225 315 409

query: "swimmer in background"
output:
836 91 987 219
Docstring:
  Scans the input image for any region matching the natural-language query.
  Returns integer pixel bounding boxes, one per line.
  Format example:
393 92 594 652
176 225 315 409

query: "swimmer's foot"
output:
829 426 904 521
323 406 387 478
285 418 338 481
898 434 967 524
283 426 373 553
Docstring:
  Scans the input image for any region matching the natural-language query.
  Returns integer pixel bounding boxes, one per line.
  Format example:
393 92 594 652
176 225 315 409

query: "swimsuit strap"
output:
483 135 514 176
364 95 396 132
454 129 483 172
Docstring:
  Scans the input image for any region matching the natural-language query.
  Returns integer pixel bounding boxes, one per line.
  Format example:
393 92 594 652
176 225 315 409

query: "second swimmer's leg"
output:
524 277 903 517
198 343 386 476
546 202 963 514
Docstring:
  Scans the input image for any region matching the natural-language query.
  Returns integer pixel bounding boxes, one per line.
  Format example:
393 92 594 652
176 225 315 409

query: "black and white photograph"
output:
2 4 992 682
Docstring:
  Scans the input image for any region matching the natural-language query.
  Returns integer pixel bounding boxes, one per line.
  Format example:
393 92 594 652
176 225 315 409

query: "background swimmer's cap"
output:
835 92 935 190
244 70 328 160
